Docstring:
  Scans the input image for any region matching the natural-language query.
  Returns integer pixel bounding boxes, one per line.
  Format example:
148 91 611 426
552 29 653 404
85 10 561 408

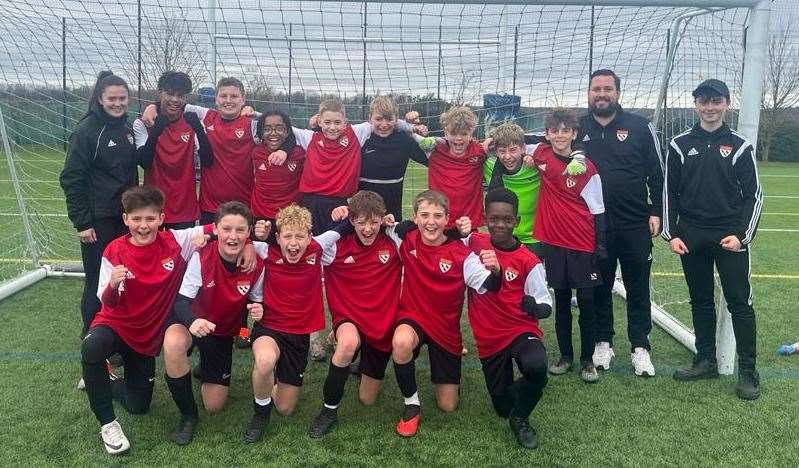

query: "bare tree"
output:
123 13 207 94
759 28 799 162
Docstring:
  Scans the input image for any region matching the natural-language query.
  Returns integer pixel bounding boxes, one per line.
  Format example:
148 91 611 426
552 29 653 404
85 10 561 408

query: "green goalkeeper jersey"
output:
483 157 541 245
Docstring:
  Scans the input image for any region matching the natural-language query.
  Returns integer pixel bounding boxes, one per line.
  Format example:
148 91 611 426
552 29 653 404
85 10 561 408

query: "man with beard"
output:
577 69 663 377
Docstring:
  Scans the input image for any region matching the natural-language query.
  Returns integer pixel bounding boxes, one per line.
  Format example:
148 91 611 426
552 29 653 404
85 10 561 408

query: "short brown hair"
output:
490 122 526 148
369 96 398 120
440 106 478 133
413 190 449 215
348 190 387 220
275 204 312 233
215 201 252 227
319 98 345 117
121 185 164 213
544 108 579 130
216 77 245 95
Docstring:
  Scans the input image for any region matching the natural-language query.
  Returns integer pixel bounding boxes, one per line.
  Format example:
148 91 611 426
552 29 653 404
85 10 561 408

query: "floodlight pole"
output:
208 0 217 86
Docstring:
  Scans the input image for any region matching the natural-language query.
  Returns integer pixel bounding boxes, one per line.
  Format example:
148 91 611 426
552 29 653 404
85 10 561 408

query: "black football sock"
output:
166 372 198 417
393 360 418 399
322 362 350 408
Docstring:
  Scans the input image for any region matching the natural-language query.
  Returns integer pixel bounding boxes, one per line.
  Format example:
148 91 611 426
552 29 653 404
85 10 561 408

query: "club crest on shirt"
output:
236 281 251 295
616 129 629 142
537 164 547 172
275 258 284 265
206 280 215 288
339 136 349 147
439 258 453 273
409 249 417 258
719 144 733 158
258 163 267 171
306 254 317 265
504 267 519 282
378 250 390 264
287 162 297 172
235 128 245 139
162 258 175 271
344 256 355 264
565 177 576 189
181 133 191 143
206 125 215 132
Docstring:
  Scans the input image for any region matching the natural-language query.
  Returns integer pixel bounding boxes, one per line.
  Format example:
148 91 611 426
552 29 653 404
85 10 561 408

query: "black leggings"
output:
81 325 155 425
78 217 126 336
554 287 596 363
484 336 548 419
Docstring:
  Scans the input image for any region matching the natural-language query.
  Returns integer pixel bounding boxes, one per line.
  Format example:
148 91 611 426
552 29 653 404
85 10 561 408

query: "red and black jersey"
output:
324 232 401 352
466 232 550 359
93 225 212 356
397 229 491 355
179 242 265 337
533 144 605 253
251 145 305 219
428 140 486 228
198 109 255 212
298 125 362 198
140 117 199 223
256 239 326 334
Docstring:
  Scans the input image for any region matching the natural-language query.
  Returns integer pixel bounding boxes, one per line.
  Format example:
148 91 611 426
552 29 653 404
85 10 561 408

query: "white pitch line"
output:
759 228 799 233
0 213 67 217
759 174 799 178
653 272 799 279
763 212 799 216
766 196 799 199
0 196 64 201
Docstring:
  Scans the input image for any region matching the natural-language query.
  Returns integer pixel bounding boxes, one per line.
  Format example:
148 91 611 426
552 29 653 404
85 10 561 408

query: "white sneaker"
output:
631 347 655 377
77 377 86 390
592 342 615 370
100 420 130 455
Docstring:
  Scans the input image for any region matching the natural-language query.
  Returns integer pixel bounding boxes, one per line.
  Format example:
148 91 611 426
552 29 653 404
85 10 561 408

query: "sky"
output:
0 0 795 112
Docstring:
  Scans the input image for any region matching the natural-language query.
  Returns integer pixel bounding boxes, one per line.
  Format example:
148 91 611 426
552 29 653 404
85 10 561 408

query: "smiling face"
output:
214 214 250 262
588 74 620 118
159 90 188 122
496 144 524 172
694 95 729 129
369 112 397 138
123 207 164 247
99 85 129 118
261 114 290 152
545 124 577 156
412 200 449 246
444 127 474 157
485 201 519 248
320 110 347 140
277 226 312 263
215 85 245 119
351 214 382 246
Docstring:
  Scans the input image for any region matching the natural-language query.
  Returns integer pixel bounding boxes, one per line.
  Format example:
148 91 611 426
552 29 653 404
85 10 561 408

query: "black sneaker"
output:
308 406 338 439
172 414 198 446
673 359 719 381
735 370 761 400
508 410 538 450
243 408 271 444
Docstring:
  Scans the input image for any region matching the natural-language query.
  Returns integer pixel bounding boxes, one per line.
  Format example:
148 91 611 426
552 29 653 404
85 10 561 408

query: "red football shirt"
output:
186 105 256 212
533 144 605 253
251 145 305 219
396 229 491 355
466 232 551 358
179 242 265 337
93 225 213 356
297 125 363 198
324 232 401 352
253 232 339 334
428 140 487 228
134 117 199 223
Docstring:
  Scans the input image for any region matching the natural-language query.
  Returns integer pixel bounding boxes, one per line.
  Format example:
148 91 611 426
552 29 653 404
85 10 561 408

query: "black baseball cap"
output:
692 79 730 99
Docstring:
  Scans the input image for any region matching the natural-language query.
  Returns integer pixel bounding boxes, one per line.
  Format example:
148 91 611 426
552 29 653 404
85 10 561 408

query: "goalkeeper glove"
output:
564 149 587 176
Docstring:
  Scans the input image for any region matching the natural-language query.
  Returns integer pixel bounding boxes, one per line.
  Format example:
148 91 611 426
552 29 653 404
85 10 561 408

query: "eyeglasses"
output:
263 125 288 134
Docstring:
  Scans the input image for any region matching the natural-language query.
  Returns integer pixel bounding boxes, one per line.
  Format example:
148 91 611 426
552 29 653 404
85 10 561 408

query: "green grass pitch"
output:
1 147 798 465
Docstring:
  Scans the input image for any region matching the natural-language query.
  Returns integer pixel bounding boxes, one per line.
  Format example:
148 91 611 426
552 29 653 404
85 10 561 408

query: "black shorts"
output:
480 333 545 397
542 244 602 289
192 335 234 386
333 320 391 380
524 242 545 260
397 319 461 385
251 323 310 387
301 193 349 236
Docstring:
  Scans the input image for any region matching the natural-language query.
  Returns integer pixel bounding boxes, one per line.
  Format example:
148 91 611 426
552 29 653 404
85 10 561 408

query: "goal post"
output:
0 0 772 372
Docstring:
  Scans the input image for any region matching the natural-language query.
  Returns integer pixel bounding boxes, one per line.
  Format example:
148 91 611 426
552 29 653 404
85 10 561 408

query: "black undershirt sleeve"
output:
594 212 608 258
481 269 502 292
522 295 552 319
